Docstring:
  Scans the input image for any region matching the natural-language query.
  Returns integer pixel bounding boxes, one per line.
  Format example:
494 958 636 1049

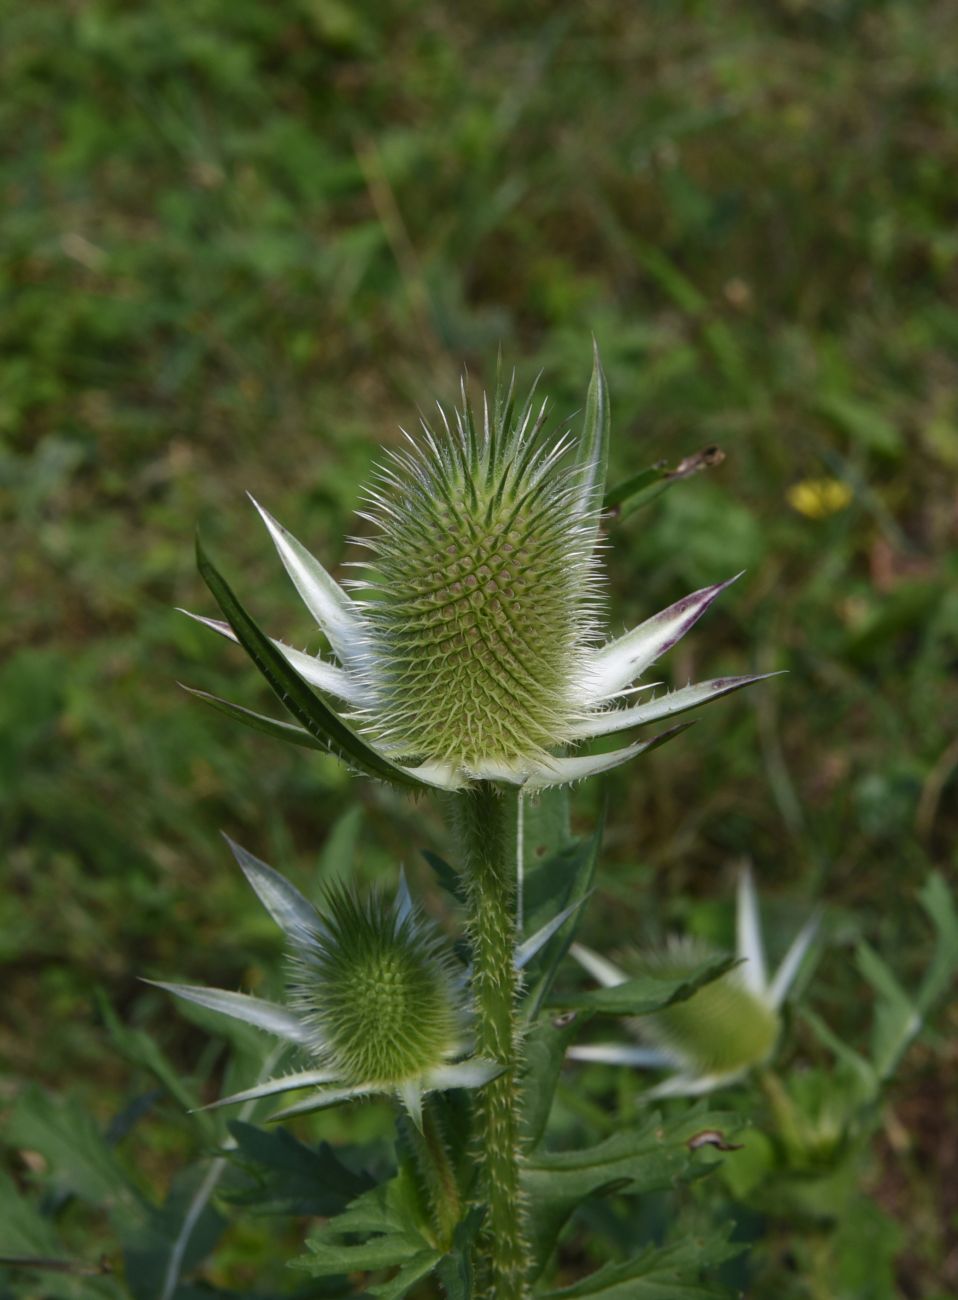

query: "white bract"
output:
183 350 773 790
568 868 819 1097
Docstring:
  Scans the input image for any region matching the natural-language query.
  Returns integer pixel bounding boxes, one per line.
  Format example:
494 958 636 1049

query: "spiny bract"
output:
151 838 498 1129
184 348 774 790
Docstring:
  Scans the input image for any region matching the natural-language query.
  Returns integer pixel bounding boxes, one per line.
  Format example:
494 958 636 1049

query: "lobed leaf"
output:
225 1120 373 1217
538 1229 740 1299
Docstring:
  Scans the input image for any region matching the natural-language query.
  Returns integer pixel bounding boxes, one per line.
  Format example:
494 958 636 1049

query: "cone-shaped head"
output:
354 380 603 776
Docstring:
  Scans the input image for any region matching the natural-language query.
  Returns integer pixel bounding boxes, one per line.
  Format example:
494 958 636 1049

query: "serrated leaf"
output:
225 1121 373 1216
524 1109 737 1275
538 1230 740 1298
367 1249 442 1298
195 535 427 788
553 954 738 1016
295 1172 436 1289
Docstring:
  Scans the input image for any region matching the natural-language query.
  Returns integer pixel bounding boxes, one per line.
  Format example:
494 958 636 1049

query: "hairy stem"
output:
454 783 529 1299
406 1100 462 1250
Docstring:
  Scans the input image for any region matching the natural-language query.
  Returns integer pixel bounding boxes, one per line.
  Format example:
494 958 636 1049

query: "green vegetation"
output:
3 1 956 1296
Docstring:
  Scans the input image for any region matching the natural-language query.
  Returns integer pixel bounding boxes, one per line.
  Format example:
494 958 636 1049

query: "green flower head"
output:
569 868 819 1097
185 347 773 789
151 838 498 1128
290 884 463 1087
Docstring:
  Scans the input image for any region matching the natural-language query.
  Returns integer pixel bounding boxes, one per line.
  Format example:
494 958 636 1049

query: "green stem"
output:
454 783 529 1299
406 1100 462 1250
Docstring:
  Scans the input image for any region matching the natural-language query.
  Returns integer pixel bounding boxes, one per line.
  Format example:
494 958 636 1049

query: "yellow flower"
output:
786 478 852 520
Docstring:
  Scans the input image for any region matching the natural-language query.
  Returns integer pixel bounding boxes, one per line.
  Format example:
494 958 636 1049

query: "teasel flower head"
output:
150 838 498 1128
568 867 819 1097
183 346 774 790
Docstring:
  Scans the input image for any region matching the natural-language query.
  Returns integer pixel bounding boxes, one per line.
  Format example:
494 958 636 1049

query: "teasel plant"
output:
176 346 777 1299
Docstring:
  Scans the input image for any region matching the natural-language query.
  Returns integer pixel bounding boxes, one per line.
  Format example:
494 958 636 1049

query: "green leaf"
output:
435 1209 483 1300
603 463 668 512
917 872 958 1013
524 1109 738 1275
816 392 902 457
520 1012 586 1151
121 1163 227 1300
422 849 467 906
552 954 738 1016
318 803 364 885
294 1172 439 1294
367 1250 443 1299
855 941 920 1082
522 816 604 1020
97 993 205 1126
225 1121 373 1216
538 1229 740 1299
0 1170 60 1255
8 1090 146 1223
195 534 423 787
801 1008 878 1102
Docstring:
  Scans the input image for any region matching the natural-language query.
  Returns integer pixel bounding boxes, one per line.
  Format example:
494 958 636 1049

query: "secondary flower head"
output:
184 348 773 790
568 867 819 1097
151 838 498 1128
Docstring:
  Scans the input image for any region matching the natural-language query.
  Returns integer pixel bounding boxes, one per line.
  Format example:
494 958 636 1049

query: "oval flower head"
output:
568 867 819 1097
183 347 774 790
149 838 499 1129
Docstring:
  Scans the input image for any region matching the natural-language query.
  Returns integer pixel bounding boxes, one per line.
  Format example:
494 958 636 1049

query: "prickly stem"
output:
454 783 530 1299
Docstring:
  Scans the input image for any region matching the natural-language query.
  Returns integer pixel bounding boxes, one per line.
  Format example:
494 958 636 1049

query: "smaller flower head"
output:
150 838 498 1127
568 867 819 1097
290 885 463 1087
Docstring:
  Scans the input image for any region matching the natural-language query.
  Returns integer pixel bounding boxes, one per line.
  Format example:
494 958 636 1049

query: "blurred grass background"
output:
2 0 957 1292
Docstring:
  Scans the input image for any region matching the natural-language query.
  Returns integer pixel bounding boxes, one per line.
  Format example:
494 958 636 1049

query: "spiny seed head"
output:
290 886 464 1085
350 380 603 775
630 940 780 1078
